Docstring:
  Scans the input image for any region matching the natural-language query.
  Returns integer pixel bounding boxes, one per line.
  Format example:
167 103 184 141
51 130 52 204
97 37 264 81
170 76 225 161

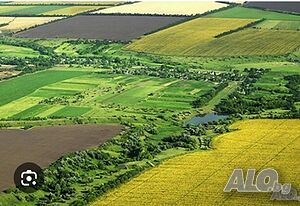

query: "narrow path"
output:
201 81 238 113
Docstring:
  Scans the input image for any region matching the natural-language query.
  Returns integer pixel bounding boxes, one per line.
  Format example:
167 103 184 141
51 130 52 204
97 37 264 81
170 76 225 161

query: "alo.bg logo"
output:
224 168 300 202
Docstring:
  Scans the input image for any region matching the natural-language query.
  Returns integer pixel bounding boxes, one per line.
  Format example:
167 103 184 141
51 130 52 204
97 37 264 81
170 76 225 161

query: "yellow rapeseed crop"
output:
126 18 255 56
92 119 300 206
197 28 300 56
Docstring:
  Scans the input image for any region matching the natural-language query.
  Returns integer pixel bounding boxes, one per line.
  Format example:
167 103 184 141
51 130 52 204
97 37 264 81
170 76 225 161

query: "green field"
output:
292 48 300 58
31 88 79 98
201 81 238 113
54 42 94 55
10 104 51 119
0 69 215 120
0 44 40 57
97 76 214 110
0 5 32 14
50 106 91 117
53 41 123 56
254 20 300 30
0 70 86 106
206 6 300 21
0 5 68 15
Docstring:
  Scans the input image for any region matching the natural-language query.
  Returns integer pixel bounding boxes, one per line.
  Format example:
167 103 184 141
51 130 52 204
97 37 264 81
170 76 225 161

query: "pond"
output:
185 113 228 125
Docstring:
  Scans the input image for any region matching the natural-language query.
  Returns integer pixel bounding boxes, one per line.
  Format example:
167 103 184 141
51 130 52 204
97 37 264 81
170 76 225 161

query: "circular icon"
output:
14 162 44 193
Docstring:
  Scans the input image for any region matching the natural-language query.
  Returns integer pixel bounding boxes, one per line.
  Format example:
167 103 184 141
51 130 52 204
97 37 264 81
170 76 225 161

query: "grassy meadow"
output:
0 69 86 107
0 5 68 15
254 20 300 30
0 68 215 121
0 44 40 57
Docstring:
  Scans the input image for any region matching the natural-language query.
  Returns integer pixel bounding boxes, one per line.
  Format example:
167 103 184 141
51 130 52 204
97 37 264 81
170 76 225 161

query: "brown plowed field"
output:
245 1 300 13
15 15 186 41
0 124 122 191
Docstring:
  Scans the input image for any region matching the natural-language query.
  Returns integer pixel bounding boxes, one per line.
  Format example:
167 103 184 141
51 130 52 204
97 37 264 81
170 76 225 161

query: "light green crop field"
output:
0 5 33 14
233 61 300 72
202 81 238 113
0 68 214 120
31 88 79 98
91 74 214 111
127 18 255 56
11 104 51 119
0 69 86 106
292 48 300 58
254 71 290 93
33 38 66 48
54 42 92 55
0 96 43 119
0 5 68 15
206 6 300 21
50 106 91 117
52 41 123 57
0 44 40 57
254 20 300 31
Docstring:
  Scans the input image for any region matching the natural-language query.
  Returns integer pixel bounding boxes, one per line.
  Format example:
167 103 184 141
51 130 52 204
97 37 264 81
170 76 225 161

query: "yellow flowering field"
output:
126 18 255 56
92 119 300 206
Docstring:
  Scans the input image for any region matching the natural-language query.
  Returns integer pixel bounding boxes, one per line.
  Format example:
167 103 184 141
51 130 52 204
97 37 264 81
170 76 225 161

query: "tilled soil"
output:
0 124 122 191
15 15 186 41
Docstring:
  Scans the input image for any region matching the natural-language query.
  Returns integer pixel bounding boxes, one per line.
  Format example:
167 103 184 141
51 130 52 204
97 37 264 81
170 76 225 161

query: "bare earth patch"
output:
14 15 186 41
0 124 122 191
0 71 21 80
